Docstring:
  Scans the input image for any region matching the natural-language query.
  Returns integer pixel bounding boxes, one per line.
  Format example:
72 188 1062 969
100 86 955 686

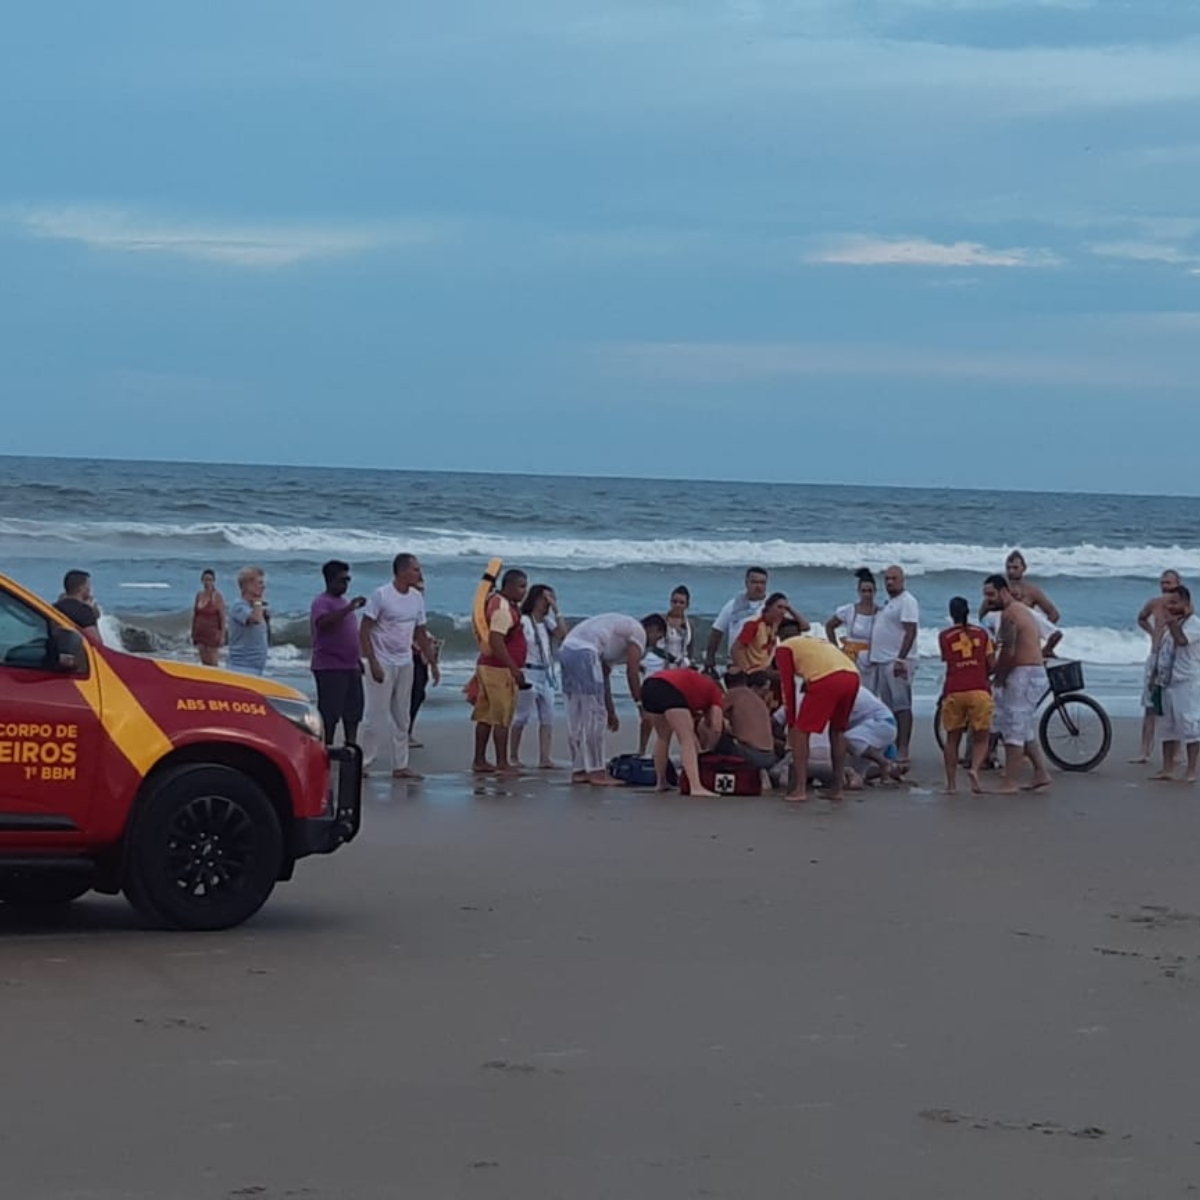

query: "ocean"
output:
3 456 1195 717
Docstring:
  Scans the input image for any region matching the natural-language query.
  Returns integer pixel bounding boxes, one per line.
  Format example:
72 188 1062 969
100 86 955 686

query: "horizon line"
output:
2 451 1197 505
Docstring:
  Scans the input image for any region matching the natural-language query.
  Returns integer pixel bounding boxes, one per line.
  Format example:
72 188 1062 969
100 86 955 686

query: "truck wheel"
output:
123 766 284 931
0 873 91 907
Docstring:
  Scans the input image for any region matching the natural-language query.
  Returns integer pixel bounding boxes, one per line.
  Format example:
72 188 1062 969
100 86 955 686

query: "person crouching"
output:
777 635 861 803
640 668 726 797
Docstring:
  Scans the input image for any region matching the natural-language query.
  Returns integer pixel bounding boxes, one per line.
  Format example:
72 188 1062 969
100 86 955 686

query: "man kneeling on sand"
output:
983 574 1052 794
715 671 781 779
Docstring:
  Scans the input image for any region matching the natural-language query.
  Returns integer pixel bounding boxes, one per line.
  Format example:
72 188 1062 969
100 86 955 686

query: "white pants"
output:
362 662 414 772
566 691 607 774
514 675 556 729
846 716 897 757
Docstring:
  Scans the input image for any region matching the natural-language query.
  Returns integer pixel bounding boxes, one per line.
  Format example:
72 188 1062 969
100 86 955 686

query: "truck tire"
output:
0 873 92 907
123 765 284 931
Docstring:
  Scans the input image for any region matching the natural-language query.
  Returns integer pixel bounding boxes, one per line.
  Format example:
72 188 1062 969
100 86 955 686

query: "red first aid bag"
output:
679 754 763 797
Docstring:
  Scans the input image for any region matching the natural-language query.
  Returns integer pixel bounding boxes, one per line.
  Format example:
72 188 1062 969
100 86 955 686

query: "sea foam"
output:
1 517 1195 579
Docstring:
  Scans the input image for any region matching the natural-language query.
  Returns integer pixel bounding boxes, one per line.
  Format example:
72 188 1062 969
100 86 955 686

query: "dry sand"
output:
3 708 1200 1199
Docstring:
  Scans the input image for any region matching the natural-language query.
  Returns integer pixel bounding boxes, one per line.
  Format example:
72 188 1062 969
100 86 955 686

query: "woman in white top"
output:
638 586 694 754
824 568 879 669
1151 584 1200 783
509 584 567 769
663 586 694 668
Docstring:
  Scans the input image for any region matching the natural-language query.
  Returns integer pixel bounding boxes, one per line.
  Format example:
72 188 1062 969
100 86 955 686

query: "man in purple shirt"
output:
311 559 367 746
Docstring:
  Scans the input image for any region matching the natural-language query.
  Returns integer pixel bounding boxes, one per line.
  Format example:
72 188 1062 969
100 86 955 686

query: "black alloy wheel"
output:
124 765 283 930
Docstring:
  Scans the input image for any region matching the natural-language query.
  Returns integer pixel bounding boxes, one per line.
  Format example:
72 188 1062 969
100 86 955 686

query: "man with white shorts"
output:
983 574 1052 794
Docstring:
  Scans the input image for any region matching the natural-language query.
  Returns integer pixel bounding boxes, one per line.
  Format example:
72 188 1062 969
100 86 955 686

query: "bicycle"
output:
933 659 1112 773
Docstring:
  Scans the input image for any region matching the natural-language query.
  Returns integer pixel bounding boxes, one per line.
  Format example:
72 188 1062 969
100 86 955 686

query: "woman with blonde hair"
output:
227 565 271 675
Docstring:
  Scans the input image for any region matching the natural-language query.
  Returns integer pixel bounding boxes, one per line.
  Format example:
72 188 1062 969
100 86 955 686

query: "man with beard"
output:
310 560 367 746
984 574 1053 795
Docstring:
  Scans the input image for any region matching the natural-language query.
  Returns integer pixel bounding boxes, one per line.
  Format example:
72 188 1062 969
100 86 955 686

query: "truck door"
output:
0 588 101 830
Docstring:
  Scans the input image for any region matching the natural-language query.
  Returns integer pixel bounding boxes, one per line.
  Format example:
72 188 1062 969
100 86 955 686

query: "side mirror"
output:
48 626 87 675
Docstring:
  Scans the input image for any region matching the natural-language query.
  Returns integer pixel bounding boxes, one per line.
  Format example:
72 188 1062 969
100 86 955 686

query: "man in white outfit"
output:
863 564 920 765
560 613 658 785
359 553 439 781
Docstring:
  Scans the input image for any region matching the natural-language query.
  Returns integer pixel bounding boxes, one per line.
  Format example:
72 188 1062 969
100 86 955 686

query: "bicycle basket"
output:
1046 659 1084 695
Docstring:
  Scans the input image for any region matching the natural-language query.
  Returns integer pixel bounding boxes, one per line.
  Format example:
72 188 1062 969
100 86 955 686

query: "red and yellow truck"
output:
0 571 361 930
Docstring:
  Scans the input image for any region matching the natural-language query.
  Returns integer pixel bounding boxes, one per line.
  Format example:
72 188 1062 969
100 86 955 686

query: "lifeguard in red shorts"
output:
777 635 861 802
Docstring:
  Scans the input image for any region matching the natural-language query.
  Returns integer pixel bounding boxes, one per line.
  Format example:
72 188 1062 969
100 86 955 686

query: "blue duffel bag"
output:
606 754 676 787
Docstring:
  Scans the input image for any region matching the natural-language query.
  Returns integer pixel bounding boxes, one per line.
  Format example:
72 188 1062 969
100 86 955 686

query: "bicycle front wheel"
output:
1039 693 1112 772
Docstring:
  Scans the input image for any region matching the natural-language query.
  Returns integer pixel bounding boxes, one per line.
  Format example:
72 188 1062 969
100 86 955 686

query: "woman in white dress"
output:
509 585 567 769
1151 585 1200 784
824 568 879 670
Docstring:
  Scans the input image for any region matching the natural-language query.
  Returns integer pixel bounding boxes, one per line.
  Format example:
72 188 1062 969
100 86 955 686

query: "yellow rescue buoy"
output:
472 558 503 650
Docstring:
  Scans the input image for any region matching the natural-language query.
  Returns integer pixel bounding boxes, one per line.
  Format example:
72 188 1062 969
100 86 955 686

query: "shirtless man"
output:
1133 570 1183 763
984 574 1052 794
1004 551 1060 623
717 671 781 790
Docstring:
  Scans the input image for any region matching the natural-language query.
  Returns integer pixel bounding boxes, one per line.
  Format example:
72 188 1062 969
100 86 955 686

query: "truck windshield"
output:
0 591 52 671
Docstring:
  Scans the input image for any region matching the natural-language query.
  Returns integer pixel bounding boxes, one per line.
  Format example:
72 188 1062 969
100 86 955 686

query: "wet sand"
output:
4 713 1200 1199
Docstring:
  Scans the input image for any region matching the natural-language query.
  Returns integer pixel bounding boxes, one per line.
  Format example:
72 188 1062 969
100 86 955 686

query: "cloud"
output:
7 206 445 267
808 235 1061 268
603 340 1191 388
1087 220 1200 274
1088 240 1193 267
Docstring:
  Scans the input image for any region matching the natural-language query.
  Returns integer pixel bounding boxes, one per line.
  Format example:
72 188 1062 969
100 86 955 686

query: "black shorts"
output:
714 732 778 770
641 677 690 715
313 669 365 734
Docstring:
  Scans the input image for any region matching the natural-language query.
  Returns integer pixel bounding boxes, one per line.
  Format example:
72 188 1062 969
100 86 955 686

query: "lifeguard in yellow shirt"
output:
777 635 861 803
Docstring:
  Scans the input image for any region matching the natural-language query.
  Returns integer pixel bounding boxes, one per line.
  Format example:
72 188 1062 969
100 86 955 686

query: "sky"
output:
2 0 1199 492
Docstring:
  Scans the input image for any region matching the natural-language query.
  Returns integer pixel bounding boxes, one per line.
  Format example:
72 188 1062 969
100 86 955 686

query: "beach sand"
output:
3 710 1200 1199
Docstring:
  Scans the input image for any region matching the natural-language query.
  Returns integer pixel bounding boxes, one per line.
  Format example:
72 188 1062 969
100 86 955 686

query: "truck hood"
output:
149 658 309 702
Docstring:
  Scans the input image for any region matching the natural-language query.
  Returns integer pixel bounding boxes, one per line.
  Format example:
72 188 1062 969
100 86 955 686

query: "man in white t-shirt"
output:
863 564 919 764
560 612 658 784
358 553 439 780
703 568 809 673
704 568 768 672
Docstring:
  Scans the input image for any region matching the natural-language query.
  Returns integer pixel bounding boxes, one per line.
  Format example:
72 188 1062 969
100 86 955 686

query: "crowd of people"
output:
44 551 1200 795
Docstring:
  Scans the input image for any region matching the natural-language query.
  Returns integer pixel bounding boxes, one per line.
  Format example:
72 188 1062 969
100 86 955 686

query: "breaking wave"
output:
95 608 1152 668
1 517 1195 579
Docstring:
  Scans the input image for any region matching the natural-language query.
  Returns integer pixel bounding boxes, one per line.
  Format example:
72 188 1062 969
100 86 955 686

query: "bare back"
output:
1002 602 1044 667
